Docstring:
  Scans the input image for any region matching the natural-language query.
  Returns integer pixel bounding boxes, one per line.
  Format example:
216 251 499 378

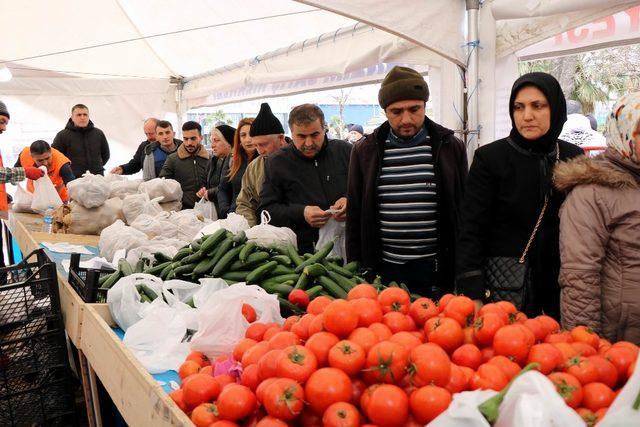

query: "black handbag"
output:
483 143 559 310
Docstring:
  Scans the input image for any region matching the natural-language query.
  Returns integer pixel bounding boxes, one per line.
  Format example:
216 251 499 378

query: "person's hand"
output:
330 197 347 222
24 167 45 180
304 206 332 228
196 187 208 200
110 166 123 175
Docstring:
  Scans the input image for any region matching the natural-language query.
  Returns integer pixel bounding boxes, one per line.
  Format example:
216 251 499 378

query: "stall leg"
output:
79 349 101 427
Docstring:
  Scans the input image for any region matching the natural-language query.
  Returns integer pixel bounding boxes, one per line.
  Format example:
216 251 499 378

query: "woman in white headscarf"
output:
554 92 640 343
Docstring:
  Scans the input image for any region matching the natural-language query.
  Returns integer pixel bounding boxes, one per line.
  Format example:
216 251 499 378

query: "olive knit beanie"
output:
378 66 429 109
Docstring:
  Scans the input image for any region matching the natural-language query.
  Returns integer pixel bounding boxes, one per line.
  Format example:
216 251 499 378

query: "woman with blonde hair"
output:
555 92 640 343
217 117 256 218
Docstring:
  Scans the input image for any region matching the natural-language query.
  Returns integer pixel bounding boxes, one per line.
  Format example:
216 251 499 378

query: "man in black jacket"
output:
52 104 110 177
259 104 351 253
346 66 468 296
110 118 157 176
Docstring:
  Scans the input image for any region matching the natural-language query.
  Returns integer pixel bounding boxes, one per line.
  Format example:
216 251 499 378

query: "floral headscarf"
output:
605 92 640 163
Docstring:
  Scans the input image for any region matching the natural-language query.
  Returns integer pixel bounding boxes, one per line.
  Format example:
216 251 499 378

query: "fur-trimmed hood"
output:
554 153 639 193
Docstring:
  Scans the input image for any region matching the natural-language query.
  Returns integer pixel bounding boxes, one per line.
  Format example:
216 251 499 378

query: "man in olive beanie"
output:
346 66 468 297
235 103 286 226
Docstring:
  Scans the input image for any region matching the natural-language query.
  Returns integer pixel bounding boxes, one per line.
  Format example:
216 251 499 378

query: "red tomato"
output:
564 356 600 385
305 367 353 415
383 311 415 333
351 378 367 406
409 343 451 387
462 326 477 346
523 318 547 342
291 313 316 341
233 338 257 362
369 322 393 342
348 327 379 354
364 384 409 427
444 364 469 393
612 341 639 358
437 294 455 312
262 378 305 420
322 402 361 427
268 331 300 350
214 374 235 389
307 296 333 314
588 355 618 389
299 409 323 427
240 364 260 391
186 351 211 368
179 360 201 380
473 312 505 347
216 384 257 421
410 385 452 424
487 355 521 380
478 303 509 324
245 323 269 342
242 303 257 323
378 287 411 314
389 331 422 352
553 342 579 363
604 345 637 381
571 341 597 357
582 382 615 412
305 331 340 367
182 373 222 409
527 343 563 375
255 416 288 427
209 422 238 427
347 284 378 300
576 408 600 427
426 317 464 353
276 345 318 383
481 347 495 363
536 315 560 335
544 330 573 344
263 326 282 341
364 341 410 384
241 341 270 366
452 344 482 370
409 297 439 327
169 388 187 412
255 377 279 404
495 301 517 315
493 324 531 365
349 297 384 327
443 295 475 327
548 372 583 408
571 326 600 349
257 349 282 381
308 313 325 336
328 340 366 376
191 403 219 427
288 289 310 308
469 363 508 391
323 299 359 338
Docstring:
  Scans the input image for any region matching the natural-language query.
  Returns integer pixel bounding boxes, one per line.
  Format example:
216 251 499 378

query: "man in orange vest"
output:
0 101 45 212
15 140 74 202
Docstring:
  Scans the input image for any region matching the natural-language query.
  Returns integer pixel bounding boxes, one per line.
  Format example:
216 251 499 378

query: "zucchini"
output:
118 259 134 276
344 261 360 274
144 261 172 276
323 261 354 278
193 256 218 276
286 244 304 267
272 255 292 266
100 271 121 289
173 247 192 262
154 252 173 263
221 271 252 282
317 275 347 299
294 272 309 290
239 242 257 263
294 241 334 273
211 245 244 277
303 263 327 277
200 229 227 254
327 270 356 292
306 285 323 299
246 261 278 284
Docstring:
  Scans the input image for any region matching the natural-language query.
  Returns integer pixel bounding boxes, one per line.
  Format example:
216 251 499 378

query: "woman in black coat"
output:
456 72 583 317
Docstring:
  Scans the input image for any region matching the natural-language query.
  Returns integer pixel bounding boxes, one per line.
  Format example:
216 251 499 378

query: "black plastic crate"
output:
0 249 77 426
67 253 116 303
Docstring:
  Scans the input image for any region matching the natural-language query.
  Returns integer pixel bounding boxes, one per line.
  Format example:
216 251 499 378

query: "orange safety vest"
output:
0 152 7 211
19 147 71 202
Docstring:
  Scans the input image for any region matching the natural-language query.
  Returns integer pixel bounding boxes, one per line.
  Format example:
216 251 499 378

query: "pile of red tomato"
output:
170 284 639 427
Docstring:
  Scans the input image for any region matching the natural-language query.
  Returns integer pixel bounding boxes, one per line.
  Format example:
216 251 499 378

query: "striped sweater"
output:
377 126 438 264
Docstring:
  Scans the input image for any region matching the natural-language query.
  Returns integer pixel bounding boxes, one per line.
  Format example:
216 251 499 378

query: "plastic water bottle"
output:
42 206 54 233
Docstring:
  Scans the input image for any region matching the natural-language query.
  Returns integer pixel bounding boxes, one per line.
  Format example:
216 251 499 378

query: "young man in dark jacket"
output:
346 66 468 297
52 104 110 177
259 104 352 253
159 121 208 209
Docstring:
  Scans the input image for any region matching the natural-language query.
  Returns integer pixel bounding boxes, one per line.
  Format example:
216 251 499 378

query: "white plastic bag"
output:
139 177 182 202
125 237 183 265
169 209 212 241
493 371 585 427
131 212 179 239
245 211 297 250
11 184 35 213
99 220 148 260
316 218 346 259
109 178 142 199
195 212 249 239
31 167 63 212
122 193 163 224
67 172 110 208
428 390 496 427
55 198 124 235
107 273 164 330
190 283 283 359
194 197 218 221
598 357 640 427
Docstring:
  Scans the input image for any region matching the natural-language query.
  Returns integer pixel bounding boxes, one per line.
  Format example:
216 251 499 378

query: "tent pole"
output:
172 77 185 135
466 0 480 161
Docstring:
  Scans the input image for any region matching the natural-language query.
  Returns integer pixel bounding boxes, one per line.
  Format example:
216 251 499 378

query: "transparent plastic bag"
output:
130 212 178 239
170 209 213 241
67 171 110 208
31 166 63 212
316 218 346 259
98 220 148 260
139 177 182 202
194 197 218 221
427 390 496 427
190 283 283 359
195 212 249 239
11 184 35 213
243 211 297 250
598 357 640 427
122 193 163 224
109 178 142 199
106 273 164 330
58 198 124 235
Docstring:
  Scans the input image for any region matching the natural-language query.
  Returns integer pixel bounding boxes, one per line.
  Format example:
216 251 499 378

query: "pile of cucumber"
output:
98 228 365 308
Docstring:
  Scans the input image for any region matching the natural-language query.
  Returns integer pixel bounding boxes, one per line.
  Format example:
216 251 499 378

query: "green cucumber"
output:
221 271 252 282
229 251 270 270
239 242 257 263
232 230 247 244
327 270 356 292
173 247 192 262
144 261 172 276
344 261 360 274
326 256 344 264
246 261 278 284
306 285 323 298
100 271 121 289
118 259 133 276
294 272 309 290
286 244 304 267
173 263 197 276
323 261 354 278
190 239 202 252
159 264 174 280
211 245 244 277
261 273 300 288
166 270 177 280
303 263 327 277
180 250 205 265
193 256 218 276
200 229 227 254
262 281 294 296
294 241 334 273
154 252 173 263
317 275 347 299
98 272 113 286
278 297 305 315
134 259 146 273
272 255 292 266
209 237 233 267
266 264 295 277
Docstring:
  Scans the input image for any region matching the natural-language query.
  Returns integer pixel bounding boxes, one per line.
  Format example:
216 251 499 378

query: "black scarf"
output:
508 72 567 198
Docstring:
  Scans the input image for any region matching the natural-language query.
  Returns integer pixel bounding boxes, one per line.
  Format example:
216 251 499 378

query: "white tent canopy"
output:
1 0 639 168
